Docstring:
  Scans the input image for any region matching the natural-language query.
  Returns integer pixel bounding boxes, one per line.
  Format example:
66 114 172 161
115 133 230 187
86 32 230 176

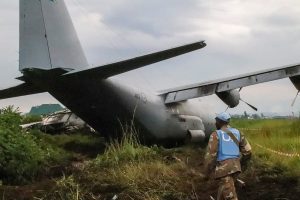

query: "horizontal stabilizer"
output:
64 41 206 79
0 83 46 100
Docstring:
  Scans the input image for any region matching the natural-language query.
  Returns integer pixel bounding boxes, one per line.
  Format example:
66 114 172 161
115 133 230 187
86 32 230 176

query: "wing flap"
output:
63 41 206 79
0 83 46 100
162 63 300 104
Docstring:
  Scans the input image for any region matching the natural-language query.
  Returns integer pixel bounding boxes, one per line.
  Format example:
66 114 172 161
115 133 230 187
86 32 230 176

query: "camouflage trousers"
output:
217 175 238 200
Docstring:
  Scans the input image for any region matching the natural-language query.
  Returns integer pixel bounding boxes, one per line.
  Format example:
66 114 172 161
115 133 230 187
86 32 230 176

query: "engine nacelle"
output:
187 130 206 143
290 76 300 90
216 89 240 108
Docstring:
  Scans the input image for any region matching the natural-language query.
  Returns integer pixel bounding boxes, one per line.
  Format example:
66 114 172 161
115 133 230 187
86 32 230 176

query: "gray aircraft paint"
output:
162 63 300 104
0 0 299 145
19 0 88 71
17 0 213 144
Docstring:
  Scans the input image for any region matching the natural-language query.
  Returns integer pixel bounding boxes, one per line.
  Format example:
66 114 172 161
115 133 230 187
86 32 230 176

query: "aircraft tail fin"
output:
19 0 89 72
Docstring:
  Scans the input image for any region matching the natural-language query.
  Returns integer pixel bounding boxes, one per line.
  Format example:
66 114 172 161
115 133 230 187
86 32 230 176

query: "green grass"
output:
21 114 42 124
38 127 206 200
32 131 105 158
0 106 67 185
231 118 297 129
1 117 299 199
34 119 300 200
232 119 300 177
93 127 159 167
85 128 186 199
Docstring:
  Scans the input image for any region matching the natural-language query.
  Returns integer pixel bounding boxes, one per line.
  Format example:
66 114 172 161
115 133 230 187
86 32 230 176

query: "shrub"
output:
0 106 22 130
0 129 47 184
21 114 42 124
0 106 67 184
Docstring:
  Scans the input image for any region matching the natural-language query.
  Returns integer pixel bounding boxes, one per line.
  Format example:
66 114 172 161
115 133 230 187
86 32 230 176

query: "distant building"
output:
28 104 64 116
272 116 290 119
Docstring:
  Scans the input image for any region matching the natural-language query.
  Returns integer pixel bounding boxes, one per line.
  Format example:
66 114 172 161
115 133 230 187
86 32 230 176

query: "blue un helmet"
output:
215 112 231 123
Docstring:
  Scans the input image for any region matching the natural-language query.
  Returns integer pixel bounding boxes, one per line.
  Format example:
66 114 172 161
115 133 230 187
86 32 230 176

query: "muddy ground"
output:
0 139 299 200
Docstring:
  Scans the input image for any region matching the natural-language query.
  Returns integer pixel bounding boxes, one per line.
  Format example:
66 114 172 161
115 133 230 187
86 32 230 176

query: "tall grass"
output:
93 123 159 167
87 123 182 199
39 123 201 200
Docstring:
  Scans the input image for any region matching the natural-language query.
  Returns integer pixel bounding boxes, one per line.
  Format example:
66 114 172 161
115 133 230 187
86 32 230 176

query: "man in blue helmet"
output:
205 112 252 200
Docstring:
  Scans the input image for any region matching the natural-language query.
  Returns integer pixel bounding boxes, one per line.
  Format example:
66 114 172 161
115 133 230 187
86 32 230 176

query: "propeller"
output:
225 87 258 111
291 91 300 107
240 99 258 111
239 88 258 111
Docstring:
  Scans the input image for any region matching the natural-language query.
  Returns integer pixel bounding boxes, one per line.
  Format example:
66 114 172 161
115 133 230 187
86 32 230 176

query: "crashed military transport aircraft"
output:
0 0 299 144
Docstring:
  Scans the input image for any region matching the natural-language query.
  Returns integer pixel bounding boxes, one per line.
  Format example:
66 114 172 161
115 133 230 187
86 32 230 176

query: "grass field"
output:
232 119 300 176
0 116 299 199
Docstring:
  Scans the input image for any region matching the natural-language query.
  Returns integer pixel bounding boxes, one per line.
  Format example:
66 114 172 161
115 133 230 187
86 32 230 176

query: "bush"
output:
0 129 47 184
21 114 42 124
0 106 66 184
0 106 22 130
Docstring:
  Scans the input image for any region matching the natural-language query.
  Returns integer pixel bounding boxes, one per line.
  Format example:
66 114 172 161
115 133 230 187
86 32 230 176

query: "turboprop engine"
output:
216 89 258 111
216 89 240 108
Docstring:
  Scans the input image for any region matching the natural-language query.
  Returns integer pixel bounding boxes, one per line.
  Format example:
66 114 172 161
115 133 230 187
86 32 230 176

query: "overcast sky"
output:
0 0 300 116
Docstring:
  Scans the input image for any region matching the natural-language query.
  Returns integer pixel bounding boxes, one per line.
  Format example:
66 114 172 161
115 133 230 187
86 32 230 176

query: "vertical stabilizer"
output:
19 0 89 71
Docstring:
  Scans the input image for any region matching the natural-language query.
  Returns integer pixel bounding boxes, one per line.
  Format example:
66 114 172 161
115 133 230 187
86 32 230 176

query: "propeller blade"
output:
291 91 300 107
225 106 229 112
240 99 258 111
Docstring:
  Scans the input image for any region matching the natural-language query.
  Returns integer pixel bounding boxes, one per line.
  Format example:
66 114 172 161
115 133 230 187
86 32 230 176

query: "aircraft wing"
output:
63 41 206 79
160 63 300 104
0 83 46 100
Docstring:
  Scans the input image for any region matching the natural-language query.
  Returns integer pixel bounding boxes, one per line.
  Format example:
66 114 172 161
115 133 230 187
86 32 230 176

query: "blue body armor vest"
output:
217 128 241 161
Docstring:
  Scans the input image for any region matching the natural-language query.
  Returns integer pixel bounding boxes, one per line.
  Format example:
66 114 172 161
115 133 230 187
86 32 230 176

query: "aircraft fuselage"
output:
33 75 215 144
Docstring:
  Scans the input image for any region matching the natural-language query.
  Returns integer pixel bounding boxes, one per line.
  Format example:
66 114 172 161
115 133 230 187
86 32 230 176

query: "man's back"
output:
204 112 252 200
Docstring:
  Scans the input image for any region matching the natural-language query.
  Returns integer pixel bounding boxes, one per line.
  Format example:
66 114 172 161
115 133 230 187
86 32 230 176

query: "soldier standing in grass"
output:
204 112 252 200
